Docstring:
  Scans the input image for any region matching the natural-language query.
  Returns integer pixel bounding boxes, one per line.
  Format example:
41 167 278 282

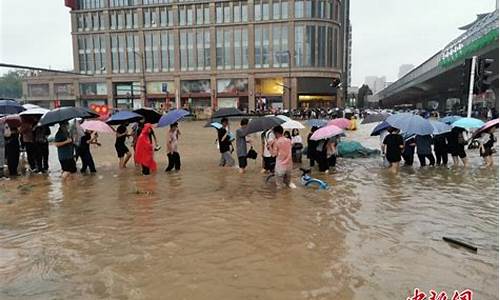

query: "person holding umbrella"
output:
79 130 100 174
217 118 235 167
19 120 37 172
135 123 157 175
433 133 449 167
306 126 318 168
415 135 435 167
448 127 468 167
115 122 132 168
165 122 181 172
382 127 404 173
478 127 496 168
54 122 77 179
235 118 250 174
34 125 51 173
5 125 20 177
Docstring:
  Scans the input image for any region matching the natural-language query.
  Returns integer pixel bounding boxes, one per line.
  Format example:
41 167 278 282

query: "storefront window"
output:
217 79 248 93
28 84 49 97
80 83 108 96
181 80 211 94
54 83 74 96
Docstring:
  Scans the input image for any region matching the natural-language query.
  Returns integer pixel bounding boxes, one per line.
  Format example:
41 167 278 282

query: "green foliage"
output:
0 70 26 99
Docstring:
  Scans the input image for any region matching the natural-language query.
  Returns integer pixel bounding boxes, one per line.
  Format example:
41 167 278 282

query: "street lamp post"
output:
134 51 147 107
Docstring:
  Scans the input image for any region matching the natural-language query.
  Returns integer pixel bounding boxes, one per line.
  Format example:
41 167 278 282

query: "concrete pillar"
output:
291 77 298 109
248 75 255 111
174 77 181 109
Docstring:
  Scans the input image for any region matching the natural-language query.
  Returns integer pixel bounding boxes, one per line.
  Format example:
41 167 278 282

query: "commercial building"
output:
23 0 348 115
363 76 386 94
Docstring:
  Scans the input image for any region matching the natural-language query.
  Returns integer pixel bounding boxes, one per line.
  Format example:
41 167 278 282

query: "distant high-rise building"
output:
398 64 414 78
364 76 386 94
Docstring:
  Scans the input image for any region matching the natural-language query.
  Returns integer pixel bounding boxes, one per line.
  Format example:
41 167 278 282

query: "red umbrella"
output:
472 118 499 139
0 114 22 127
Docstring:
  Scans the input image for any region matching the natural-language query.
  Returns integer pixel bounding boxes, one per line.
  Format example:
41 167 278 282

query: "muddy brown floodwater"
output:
0 120 498 299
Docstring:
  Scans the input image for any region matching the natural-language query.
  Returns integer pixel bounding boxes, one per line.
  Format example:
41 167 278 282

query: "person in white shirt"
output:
260 129 275 173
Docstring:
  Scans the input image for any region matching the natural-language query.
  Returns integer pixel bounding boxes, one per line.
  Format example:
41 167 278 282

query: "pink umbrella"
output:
472 118 499 139
81 120 114 133
310 124 344 141
327 118 351 129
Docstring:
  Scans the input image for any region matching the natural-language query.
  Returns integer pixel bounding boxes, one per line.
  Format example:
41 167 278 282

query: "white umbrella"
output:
272 115 305 129
19 107 50 116
22 104 40 110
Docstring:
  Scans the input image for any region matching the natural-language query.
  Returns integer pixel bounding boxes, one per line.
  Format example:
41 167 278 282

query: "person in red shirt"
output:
134 123 157 175
270 125 294 188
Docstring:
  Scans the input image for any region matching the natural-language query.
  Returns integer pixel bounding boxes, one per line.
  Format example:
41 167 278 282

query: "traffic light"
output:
475 58 494 94
461 58 473 96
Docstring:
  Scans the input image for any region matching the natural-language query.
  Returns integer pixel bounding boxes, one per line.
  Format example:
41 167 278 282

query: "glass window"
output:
333 27 338 67
93 13 99 30
233 3 241 22
179 6 186 26
187 31 194 71
318 26 326 67
294 0 303 18
305 25 315 67
204 5 210 24
197 31 204 70
294 25 304 66
254 26 262 67
216 29 224 69
273 25 281 67
127 35 135 72
224 29 232 69
133 11 139 28
119 35 126 73
242 3 248 21
224 3 231 23
281 0 288 19
262 0 269 20
254 0 261 21
262 25 269 67
234 28 242 68
305 0 312 17
242 28 248 68
272 0 280 20
196 5 203 25
118 12 125 29
204 30 211 68
327 27 333 67
187 6 193 25
145 33 153 72
144 9 151 27
180 31 187 71
111 35 119 73
216 3 223 23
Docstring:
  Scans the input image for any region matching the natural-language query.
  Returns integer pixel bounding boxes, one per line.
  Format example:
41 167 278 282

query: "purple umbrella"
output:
0 99 25 115
157 109 190 128
310 125 344 141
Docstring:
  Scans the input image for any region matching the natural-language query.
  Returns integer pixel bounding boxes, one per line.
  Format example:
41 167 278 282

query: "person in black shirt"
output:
383 127 404 173
307 126 318 167
79 130 100 173
402 136 416 166
433 133 449 167
5 126 20 176
218 118 235 167
448 127 468 167
115 123 131 168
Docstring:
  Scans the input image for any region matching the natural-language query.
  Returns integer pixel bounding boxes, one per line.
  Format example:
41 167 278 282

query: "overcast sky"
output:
0 0 497 86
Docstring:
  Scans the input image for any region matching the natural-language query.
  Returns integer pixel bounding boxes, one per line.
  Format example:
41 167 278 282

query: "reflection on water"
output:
0 121 498 299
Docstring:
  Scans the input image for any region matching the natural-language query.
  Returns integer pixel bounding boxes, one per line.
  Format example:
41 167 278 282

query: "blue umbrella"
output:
306 119 328 128
157 109 190 128
440 115 462 125
106 111 143 125
386 113 433 135
370 120 391 136
0 99 25 115
429 120 452 135
451 117 485 129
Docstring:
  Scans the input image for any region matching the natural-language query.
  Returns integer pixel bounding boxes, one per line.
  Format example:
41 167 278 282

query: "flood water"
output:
0 120 498 299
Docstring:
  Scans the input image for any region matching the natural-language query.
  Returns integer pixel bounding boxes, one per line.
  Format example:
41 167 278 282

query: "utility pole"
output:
466 56 477 118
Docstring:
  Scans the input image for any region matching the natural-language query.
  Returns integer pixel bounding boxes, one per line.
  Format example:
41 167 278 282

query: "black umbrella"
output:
133 108 162 124
241 116 285 136
212 107 244 119
38 107 95 127
361 113 390 124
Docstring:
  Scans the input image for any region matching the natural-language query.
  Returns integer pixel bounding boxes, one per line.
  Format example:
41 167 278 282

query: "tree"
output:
0 70 26 99
357 84 373 108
